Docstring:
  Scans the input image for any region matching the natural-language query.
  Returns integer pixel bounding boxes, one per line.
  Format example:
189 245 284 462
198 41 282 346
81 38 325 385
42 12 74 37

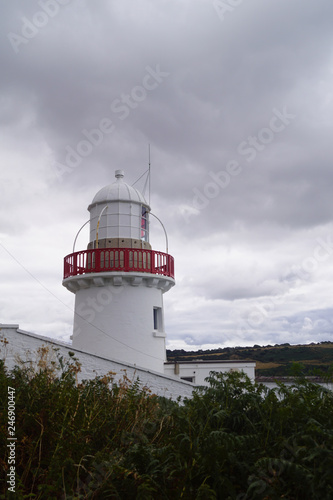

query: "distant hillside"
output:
167 341 333 377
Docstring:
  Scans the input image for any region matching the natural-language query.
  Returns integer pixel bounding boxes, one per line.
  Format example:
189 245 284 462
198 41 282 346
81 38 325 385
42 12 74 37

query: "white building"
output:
1 170 255 398
165 360 256 385
63 169 175 373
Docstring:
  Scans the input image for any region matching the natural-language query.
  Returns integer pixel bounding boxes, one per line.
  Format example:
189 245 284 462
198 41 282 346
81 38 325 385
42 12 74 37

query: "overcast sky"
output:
1 0 333 351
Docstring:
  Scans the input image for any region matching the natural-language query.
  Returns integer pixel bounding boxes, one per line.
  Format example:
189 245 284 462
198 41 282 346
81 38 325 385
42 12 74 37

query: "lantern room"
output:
87 169 151 250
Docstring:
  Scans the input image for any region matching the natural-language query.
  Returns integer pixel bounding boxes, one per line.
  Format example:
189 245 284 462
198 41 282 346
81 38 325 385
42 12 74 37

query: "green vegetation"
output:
167 341 333 377
1 349 333 499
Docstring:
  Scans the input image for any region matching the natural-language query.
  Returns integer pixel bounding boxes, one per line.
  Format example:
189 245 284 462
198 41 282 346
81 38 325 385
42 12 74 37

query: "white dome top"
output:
88 170 149 210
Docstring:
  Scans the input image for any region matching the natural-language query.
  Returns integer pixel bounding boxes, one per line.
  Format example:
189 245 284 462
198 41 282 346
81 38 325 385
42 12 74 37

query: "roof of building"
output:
88 170 149 209
164 359 256 365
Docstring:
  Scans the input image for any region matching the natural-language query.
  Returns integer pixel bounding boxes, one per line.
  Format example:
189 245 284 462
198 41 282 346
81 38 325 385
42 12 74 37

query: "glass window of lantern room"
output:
141 206 148 241
119 202 131 238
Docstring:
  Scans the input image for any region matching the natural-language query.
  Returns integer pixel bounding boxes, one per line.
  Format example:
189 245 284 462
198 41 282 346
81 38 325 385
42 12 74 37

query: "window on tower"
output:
141 205 148 242
153 307 162 331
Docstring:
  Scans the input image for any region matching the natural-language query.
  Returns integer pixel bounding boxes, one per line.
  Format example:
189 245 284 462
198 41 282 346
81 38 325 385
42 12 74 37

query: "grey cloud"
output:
1 0 333 348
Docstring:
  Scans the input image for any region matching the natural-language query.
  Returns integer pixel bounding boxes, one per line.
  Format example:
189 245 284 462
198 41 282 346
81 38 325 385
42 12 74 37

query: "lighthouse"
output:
62 170 175 373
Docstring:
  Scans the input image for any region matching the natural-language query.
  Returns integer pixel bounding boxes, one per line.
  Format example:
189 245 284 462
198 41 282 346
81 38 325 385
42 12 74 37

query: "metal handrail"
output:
63 248 174 280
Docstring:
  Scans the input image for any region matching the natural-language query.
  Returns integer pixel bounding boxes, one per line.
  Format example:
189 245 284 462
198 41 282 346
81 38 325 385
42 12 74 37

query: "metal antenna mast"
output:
148 143 151 206
131 145 151 204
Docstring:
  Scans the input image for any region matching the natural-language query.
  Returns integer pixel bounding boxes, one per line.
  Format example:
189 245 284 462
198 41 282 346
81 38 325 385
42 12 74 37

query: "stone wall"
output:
0 324 194 401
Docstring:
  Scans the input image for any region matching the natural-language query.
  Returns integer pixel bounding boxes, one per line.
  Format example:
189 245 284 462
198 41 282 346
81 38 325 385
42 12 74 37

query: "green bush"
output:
1 351 333 499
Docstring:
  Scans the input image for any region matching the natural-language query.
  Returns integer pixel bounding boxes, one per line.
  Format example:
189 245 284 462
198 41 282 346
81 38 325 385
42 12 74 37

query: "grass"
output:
167 341 333 377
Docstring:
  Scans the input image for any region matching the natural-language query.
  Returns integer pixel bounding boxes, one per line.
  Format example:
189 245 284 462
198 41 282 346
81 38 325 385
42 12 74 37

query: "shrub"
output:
1 354 333 499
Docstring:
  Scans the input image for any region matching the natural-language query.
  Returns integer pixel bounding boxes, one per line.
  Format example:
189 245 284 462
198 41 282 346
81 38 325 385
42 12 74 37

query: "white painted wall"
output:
259 380 333 392
164 361 256 386
69 274 172 373
0 325 194 400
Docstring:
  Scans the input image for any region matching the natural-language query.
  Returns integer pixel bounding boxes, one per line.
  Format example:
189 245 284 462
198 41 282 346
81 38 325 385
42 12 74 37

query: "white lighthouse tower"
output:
62 170 175 373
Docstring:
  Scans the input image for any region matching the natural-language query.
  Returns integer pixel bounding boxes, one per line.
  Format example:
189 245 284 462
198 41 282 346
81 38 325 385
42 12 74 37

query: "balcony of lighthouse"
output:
62 247 175 293
63 247 174 280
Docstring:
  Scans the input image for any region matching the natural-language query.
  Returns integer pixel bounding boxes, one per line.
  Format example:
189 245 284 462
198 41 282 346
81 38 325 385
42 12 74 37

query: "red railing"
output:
63 248 175 280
